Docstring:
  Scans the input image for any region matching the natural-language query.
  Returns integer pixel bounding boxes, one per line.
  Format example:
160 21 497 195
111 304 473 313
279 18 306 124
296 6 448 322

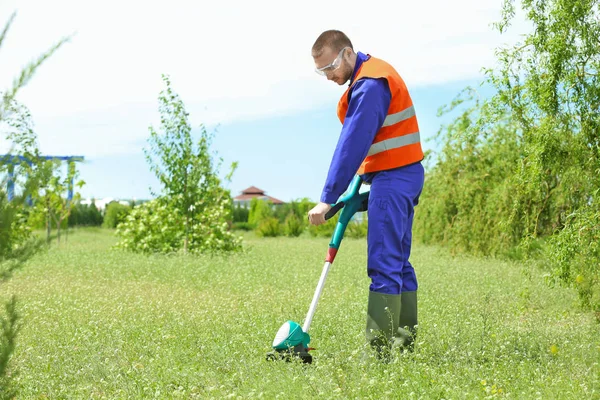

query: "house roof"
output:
233 187 285 204
241 186 265 195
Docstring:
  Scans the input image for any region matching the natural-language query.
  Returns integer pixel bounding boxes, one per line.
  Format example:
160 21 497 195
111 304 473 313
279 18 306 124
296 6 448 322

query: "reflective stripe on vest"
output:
367 132 421 157
382 105 416 128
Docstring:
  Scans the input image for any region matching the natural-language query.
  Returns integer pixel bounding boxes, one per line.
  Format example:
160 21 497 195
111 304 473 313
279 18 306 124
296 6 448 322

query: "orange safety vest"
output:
337 56 424 175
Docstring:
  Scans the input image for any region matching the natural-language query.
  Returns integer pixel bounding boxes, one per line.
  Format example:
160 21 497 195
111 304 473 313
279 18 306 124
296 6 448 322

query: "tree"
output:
45 161 84 244
0 10 70 396
248 197 273 227
414 0 600 311
116 74 242 254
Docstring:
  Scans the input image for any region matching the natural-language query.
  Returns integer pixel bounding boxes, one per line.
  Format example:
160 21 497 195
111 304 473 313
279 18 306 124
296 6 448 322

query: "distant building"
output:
233 186 284 209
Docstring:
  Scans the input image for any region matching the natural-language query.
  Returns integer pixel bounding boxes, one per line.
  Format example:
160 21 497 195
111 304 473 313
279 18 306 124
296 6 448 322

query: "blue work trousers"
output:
366 162 425 294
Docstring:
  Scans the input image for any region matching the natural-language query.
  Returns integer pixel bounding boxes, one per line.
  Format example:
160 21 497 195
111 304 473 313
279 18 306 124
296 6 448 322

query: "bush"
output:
29 200 102 230
284 212 304 237
68 202 103 227
232 204 249 223
233 222 255 231
115 199 182 253
273 198 315 223
115 197 242 254
412 96 521 256
256 217 282 237
103 201 131 229
248 198 273 227
346 216 368 239
545 201 600 311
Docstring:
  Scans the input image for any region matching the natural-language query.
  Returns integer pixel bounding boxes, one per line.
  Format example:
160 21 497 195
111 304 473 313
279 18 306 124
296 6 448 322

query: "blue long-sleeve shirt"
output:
320 52 392 204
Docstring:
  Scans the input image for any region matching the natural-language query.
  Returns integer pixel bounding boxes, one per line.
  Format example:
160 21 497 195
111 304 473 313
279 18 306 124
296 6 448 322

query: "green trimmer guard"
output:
266 175 369 364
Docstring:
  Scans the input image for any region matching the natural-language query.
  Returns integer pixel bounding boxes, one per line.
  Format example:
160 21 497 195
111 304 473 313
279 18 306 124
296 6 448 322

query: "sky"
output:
0 0 530 203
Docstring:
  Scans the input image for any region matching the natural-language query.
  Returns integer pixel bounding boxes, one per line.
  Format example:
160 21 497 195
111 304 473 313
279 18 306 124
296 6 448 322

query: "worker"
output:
307 30 425 361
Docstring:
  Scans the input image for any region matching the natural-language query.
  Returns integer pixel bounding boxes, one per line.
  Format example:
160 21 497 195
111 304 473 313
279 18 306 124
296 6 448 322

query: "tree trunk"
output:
50 210 61 245
183 170 189 254
56 218 61 245
184 214 189 254
46 197 51 244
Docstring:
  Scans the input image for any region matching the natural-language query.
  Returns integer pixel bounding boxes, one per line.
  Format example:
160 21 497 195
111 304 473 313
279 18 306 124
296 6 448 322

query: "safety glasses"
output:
315 47 349 76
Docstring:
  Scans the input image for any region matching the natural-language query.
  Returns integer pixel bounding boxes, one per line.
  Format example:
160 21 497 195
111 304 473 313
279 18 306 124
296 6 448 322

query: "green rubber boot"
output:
365 291 401 362
396 290 418 352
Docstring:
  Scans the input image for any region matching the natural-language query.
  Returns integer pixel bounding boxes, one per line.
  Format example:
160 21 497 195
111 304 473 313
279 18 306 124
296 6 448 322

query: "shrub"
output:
68 202 103 227
115 199 182 254
256 217 282 237
103 201 131 229
115 197 242 254
274 198 315 222
248 198 273 227
346 216 368 239
232 204 249 223
284 212 304 237
545 200 600 311
233 222 255 231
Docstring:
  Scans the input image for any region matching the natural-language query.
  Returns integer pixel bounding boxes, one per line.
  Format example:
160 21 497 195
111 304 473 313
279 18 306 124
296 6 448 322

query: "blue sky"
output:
0 0 529 203
73 78 490 202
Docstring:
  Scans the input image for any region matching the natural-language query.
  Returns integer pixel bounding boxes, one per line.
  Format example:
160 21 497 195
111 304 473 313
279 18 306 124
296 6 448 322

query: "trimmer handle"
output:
324 202 344 220
324 175 364 219
322 175 369 262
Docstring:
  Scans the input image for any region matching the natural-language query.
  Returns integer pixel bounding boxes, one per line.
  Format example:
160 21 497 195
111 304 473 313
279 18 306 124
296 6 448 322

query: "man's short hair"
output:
312 30 353 57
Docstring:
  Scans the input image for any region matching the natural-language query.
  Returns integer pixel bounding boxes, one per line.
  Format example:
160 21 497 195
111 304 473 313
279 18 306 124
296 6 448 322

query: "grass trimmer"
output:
266 175 369 364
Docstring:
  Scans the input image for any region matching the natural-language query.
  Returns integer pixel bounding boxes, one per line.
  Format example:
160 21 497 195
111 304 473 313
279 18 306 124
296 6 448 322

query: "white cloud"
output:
0 0 530 156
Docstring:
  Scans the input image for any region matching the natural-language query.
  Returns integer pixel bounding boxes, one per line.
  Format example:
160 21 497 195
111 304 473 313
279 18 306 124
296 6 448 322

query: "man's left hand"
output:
308 202 332 226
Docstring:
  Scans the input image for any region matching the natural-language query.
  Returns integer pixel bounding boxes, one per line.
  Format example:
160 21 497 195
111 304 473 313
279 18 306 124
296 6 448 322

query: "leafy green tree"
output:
414 0 600 310
46 161 84 243
413 90 522 255
248 198 273 228
232 203 249 223
546 198 600 311
25 159 84 244
0 189 43 397
488 0 600 242
0 10 69 397
68 201 103 227
116 74 242 254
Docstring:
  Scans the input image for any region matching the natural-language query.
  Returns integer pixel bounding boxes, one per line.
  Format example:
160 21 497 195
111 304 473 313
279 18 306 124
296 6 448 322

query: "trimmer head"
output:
266 344 313 364
266 320 313 363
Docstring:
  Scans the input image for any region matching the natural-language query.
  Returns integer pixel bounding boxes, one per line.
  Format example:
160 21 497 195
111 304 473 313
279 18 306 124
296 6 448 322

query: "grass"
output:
1 228 599 399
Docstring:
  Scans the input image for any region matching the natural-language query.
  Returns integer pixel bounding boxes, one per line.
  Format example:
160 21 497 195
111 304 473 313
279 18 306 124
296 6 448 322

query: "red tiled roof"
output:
233 185 284 204
241 186 265 195
233 193 284 204
268 196 285 204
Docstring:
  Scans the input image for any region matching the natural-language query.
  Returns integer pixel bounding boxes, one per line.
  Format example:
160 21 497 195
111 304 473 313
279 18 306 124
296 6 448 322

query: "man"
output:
307 30 425 359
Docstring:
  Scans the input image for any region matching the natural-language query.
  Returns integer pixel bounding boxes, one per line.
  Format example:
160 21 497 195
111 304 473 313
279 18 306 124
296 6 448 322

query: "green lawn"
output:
1 228 599 399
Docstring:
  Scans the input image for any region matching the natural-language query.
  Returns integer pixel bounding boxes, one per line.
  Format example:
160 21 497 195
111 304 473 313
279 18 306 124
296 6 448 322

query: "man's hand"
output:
308 202 332 226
